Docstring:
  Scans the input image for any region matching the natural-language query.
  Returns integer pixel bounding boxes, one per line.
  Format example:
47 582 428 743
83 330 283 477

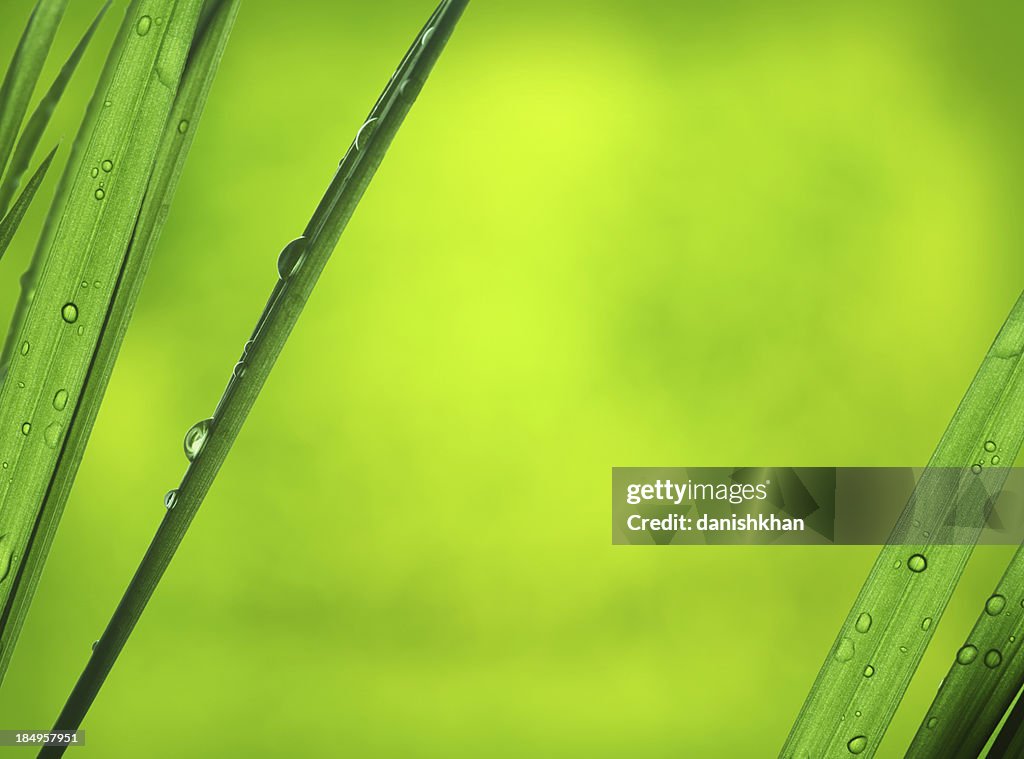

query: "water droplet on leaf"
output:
985 649 1003 668
957 644 978 665
43 422 61 449
847 736 867 754
855 613 872 633
164 490 177 510
908 554 927 573
53 389 68 411
20 422 30 435
136 15 152 35
986 594 1007 616
277 236 308 280
835 637 855 662
184 418 213 461
102 159 113 172
61 303 78 323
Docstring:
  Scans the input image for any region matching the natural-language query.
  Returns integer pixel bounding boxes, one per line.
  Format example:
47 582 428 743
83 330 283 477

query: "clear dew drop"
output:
232 361 246 379
863 665 874 678
847 736 868 754
893 560 902 569
908 554 927 573
971 463 983 475
277 236 309 280
101 159 113 172
61 303 78 323
90 167 99 178
94 188 105 200
854 710 862 717
183 418 213 461
986 594 1007 616
177 119 189 134
164 490 178 510
53 389 68 411
855 613 872 634
103 99 111 107
136 15 152 35
76 325 84 336
421 27 435 46
43 422 61 449
985 649 1003 668
20 422 30 436
986 440 998 452
19 341 29 356
921 617 933 631
899 646 908 654
355 118 378 150
927 717 938 729
835 637 855 662
957 644 979 665
992 455 1001 465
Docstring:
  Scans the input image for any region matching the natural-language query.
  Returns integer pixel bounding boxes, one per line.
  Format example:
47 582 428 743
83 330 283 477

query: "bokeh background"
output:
2 0 1024 756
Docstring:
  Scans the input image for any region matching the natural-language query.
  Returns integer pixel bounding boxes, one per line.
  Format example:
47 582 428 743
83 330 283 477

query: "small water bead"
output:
927 717 938 729
43 422 61 449
53 389 68 411
971 463 983 474
90 167 99 178
908 554 927 573
232 361 246 379
19 341 29 356
922 617 933 631
103 99 111 107
61 303 79 323
986 594 1007 616
863 665 874 678
277 236 309 280
183 418 213 461
20 422 30 435
94 188 105 200
855 613 872 634
893 560 902 569
177 119 189 134
899 646 908 654
835 637 855 662
76 325 84 336
421 27 435 46
854 710 862 717
985 649 1003 668
101 159 113 172
164 490 177 510
136 15 152 35
986 440 998 452
993 456 1001 465
847 736 868 754
957 644 979 665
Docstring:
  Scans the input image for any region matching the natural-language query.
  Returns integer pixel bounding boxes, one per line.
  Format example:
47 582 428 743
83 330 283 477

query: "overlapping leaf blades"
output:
781 293 1024 758
0 0 208 684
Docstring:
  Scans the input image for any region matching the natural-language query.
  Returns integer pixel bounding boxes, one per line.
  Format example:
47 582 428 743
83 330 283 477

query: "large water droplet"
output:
835 637 855 662
101 159 113 173
985 649 1003 668
184 418 213 461
164 490 178 510
53 389 68 411
94 188 105 200
847 736 868 754
355 118 378 150
20 422 30 436
986 594 1007 616
863 664 874 678
908 554 927 573
855 613 872 634
136 15 152 35
277 236 308 280
43 422 61 449
985 440 997 452
421 27 435 46
61 303 78 323
957 644 978 665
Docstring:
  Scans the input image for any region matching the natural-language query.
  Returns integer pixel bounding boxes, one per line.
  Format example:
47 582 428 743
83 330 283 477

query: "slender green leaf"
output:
0 2 110 215
0 0 68 186
0 0 206 685
0 145 55 263
987 685 1024 758
42 0 468 744
781 292 1024 758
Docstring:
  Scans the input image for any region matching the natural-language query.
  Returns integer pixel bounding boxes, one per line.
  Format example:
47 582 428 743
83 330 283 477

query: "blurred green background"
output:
3 0 1024 756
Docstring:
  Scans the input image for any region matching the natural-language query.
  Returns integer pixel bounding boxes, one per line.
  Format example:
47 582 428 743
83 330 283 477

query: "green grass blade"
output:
41 0 468 744
0 0 68 189
0 0 206 685
781 292 1024 758
906 550 1024 756
0 145 56 264
987 685 1024 758
0 2 110 215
